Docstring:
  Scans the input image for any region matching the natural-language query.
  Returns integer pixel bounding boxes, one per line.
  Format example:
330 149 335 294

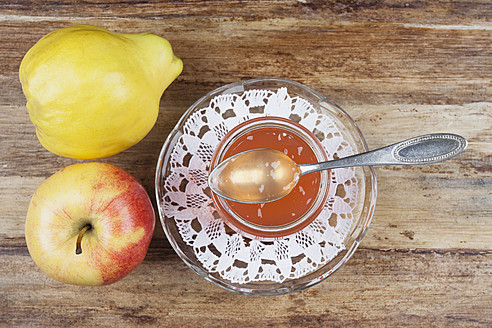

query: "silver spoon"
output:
208 133 467 204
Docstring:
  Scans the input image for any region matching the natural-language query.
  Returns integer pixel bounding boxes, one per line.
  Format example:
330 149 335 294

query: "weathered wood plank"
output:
2 238 491 327
0 0 491 25
1 19 492 106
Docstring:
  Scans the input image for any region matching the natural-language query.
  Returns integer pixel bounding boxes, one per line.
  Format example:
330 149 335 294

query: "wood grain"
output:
1 0 491 326
3 238 491 327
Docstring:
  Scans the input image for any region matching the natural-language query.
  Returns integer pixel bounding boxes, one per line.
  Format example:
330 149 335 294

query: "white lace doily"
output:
162 88 358 284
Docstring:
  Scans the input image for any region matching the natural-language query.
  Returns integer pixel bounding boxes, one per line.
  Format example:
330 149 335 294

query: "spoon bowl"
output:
208 148 302 204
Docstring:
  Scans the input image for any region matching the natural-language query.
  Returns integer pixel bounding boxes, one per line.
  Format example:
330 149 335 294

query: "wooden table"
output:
1 1 491 326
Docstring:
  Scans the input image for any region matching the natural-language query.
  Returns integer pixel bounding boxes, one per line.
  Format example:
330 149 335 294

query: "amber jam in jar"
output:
209 117 330 240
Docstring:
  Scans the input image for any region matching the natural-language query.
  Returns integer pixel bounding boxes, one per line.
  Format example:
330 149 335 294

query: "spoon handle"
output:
299 133 467 175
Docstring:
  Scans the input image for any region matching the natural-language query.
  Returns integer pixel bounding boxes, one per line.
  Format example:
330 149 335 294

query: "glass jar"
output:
209 116 331 240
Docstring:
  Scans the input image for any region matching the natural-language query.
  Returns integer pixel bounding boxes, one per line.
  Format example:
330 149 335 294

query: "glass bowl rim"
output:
155 77 377 296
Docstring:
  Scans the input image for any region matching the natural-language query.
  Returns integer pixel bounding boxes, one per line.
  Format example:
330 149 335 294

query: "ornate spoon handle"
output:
299 133 467 175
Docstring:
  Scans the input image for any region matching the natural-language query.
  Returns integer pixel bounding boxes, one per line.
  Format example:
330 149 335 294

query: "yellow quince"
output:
19 25 183 159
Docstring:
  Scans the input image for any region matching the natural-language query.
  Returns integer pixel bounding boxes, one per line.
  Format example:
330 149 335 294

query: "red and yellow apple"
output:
25 162 155 286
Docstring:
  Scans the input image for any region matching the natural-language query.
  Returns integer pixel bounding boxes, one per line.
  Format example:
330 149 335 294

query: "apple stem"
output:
75 224 92 255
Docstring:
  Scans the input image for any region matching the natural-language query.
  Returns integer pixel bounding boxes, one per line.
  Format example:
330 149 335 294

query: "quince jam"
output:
223 125 321 227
